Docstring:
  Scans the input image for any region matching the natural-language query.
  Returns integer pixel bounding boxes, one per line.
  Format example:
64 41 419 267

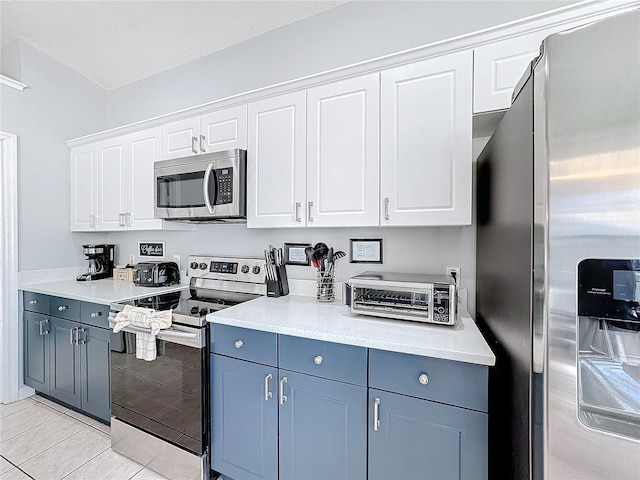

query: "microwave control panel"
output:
215 168 233 205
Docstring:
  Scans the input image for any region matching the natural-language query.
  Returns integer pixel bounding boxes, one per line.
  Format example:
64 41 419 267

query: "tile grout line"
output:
0 454 36 479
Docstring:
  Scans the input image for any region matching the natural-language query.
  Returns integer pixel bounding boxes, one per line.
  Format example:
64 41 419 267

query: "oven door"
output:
109 322 208 456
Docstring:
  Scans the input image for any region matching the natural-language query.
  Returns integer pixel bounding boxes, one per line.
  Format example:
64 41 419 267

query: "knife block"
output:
267 264 289 298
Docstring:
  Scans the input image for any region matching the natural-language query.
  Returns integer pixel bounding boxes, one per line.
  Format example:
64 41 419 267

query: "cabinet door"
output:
127 127 163 229
200 105 248 153
473 28 555 113
279 370 367 480
307 74 380 227
79 326 111 422
368 389 488 480
211 354 278 480
23 312 50 393
380 51 472 226
49 317 81 408
161 116 200 159
70 143 97 231
96 138 127 230
247 91 307 228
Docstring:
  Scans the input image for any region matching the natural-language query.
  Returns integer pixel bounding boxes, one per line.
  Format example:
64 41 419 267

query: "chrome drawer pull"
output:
279 376 288 404
264 373 273 401
29 299 38 305
234 340 243 349
314 355 323 365
58 305 68 311
39 319 49 336
90 312 102 318
374 397 381 431
418 373 429 385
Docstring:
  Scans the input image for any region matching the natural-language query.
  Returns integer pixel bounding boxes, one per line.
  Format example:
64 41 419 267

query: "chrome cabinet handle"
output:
90 312 101 318
374 397 381 431
39 319 49 336
200 135 206 152
295 202 302 223
29 299 38 305
308 202 315 222
279 376 288 404
90 214 97 228
69 327 75 345
314 355 323 365
418 373 429 385
58 305 68 312
384 197 390 221
78 328 86 345
119 213 125 226
264 373 273 401
125 212 132 227
191 136 198 154
234 340 243 349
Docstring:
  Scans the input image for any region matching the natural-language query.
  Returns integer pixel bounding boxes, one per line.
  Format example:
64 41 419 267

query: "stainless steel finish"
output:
38 319 48 336
314 355 323 365
77 328 86 345
476 11 640 480
384 197 390 220
234 340 243 349
295 202 302 222
191 136 198 154
69 328 74 345
90 312 99 318
264 373 273 401
119 213 125 227
58 305 68 311
187 255 266 285
200 135 206 152
29 299 38 305
374 397 381 431
308 201 315 222
111 418 207 480
279 376 288 404
154 149 246 221
203 163 215 213
108 315 206 348
418 373 429 385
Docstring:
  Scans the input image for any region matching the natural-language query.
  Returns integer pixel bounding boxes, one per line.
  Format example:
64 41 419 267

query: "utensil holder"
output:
317 270 335 302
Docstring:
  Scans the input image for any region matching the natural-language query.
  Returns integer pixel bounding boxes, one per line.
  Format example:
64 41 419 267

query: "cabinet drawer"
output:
80 302 110 329
369 349 488 412
23 292 50 315
279 335 367 386
211 324 277 366
49 296 81 321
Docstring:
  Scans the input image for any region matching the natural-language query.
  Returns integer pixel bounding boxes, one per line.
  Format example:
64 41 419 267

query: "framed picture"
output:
284 243 311 266
349 238 383 264
138 241 165 259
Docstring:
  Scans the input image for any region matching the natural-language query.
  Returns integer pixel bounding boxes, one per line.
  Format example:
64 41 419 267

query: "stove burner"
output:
134 291 181 311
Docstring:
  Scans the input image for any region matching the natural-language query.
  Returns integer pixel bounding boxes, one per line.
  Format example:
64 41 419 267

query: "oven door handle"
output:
108 318 204 348
203 163 217 214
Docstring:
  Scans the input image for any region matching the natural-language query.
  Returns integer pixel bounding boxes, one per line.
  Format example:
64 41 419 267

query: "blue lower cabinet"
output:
211 354 278 480
80 326 111 422
368 389 488 480
279 370 367 480
49 317 82 409
23 311 50 393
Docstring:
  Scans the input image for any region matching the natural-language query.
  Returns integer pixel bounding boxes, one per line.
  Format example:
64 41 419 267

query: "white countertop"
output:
207 295 496 366
20 278 189 305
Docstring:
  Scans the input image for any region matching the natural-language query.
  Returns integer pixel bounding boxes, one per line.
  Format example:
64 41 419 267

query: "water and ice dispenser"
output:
577 259 640 440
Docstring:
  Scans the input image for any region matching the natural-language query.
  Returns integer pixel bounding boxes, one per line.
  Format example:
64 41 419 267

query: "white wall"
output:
0 40 108 272
106 0 576 127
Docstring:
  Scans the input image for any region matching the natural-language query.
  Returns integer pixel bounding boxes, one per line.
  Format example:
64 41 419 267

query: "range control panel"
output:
187 255 265 284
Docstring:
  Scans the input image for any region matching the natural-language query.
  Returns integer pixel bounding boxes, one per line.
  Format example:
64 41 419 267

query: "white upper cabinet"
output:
247 91 307 228
380 50 473 226
70 143 98 231
306 74 380 227
96 138 127 230
161 105 247 159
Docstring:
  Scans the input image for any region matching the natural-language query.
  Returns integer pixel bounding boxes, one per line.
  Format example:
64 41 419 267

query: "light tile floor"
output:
0 395 170 480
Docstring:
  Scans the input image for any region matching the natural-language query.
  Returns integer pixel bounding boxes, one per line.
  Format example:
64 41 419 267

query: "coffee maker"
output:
76 244 115 281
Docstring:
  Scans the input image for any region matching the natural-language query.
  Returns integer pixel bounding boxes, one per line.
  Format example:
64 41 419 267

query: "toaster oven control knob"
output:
252 265 261 275
418 373 429 385
199 263 208 270
436 307 446 314
200 309 209 316
241 265 250 274
190 262 198 270
190 306 199 315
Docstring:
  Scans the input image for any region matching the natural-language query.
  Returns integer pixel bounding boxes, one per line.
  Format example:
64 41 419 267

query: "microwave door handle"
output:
203 164 217 214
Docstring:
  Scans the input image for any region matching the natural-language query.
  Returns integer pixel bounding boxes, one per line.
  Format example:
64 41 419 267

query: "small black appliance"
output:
76 244 115 281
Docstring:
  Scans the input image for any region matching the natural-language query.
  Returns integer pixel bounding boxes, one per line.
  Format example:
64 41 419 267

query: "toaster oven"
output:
343 272 457 325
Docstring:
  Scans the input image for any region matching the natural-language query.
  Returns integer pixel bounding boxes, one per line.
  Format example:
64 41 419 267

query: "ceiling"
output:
0 0 347 90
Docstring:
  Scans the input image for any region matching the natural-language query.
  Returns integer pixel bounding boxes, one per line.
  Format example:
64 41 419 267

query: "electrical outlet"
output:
173 255 181 269
446 267 460 286
128 254 135 265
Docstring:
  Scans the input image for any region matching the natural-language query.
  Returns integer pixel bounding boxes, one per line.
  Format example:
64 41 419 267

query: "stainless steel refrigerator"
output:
476 9 640 480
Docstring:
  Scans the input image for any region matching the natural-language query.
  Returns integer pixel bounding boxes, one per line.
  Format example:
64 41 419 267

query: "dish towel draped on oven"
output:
112 305 173 361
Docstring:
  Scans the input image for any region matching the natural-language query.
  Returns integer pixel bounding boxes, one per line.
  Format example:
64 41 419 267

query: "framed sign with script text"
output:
138 241 165 259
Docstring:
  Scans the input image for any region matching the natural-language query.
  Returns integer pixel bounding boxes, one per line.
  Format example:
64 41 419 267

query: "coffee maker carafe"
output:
77 244 115 281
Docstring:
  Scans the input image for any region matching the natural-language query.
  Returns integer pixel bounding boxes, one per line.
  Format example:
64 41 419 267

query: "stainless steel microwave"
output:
154 149 246 222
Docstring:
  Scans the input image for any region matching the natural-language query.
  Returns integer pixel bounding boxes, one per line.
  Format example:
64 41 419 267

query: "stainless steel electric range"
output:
109 255 265 480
